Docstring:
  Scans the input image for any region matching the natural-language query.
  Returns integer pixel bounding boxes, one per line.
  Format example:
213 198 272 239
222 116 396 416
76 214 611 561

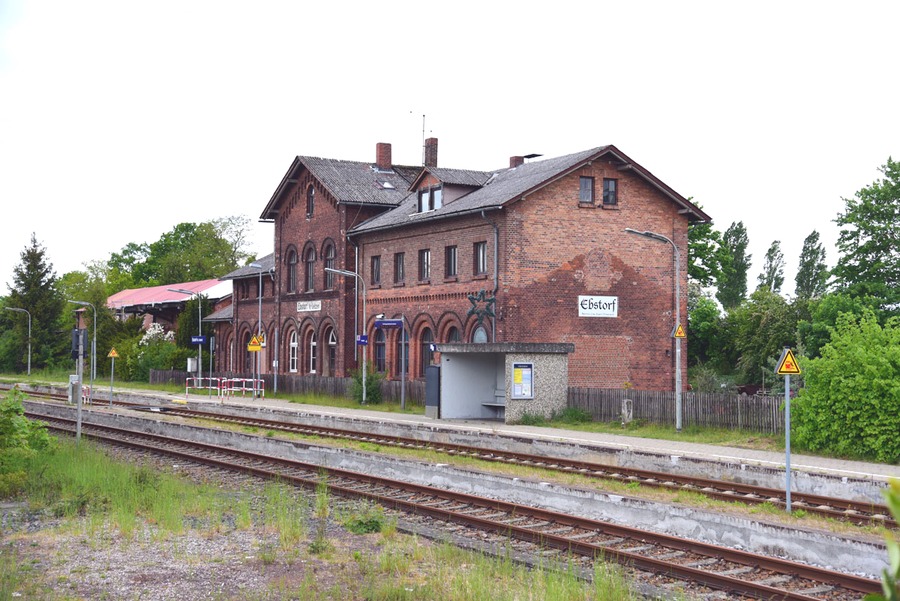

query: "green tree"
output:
2 234 68 371
687 289 723 367
173 296 214 363
793 312 900 463
726 289 798 384
715 221 752 309
796 292 883 359
756 240 785 293
107 217 250 288
794 230 829 300
832 157 900 306
687 208 724 287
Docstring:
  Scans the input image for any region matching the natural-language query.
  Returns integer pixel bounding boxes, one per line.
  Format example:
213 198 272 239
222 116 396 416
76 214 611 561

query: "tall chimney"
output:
424 137 438 167
509 156 524 168
376 142 392 170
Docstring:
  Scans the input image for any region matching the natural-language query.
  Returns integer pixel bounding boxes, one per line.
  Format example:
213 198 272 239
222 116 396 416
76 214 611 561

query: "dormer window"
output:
417 186 443 212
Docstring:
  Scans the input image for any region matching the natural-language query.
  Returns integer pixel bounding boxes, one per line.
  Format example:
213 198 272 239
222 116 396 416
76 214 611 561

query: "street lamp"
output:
325 267 367 404
249 261 264 398
625 228 683 432
168 288 203 390
67 300 96 404
4 307 31 375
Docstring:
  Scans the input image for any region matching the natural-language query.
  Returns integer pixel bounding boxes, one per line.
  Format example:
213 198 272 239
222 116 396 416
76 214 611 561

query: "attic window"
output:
417 186 442 212
380 181 395 189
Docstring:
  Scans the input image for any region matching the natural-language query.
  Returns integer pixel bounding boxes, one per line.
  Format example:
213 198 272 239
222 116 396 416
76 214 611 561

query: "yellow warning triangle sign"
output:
775 348 801 375
673 324 686 338
108 348 119 358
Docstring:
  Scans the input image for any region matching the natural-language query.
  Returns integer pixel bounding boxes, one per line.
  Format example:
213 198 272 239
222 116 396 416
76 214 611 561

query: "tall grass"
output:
4 435 644 600
22 439 220 537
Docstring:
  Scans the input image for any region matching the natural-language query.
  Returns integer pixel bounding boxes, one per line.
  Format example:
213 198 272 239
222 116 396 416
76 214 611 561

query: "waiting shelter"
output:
429 343 574 423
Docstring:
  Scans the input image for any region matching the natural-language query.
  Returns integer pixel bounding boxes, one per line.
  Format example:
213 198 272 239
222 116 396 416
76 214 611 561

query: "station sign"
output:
578 295 619 318
191 335 207 344
356 334 368 346
375 319 403 329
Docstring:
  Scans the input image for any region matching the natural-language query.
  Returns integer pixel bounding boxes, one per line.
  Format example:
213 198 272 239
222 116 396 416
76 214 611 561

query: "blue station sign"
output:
375 319 403 329
191 335 207 345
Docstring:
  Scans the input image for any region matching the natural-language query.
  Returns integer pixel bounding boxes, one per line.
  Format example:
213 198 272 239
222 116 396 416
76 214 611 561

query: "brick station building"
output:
214 140 710 391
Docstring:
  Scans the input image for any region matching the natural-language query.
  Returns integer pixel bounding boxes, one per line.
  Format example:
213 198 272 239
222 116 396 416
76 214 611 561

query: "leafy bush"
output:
349 366 383 404
0 387 55 498
866 480 900 601
0 387 53 453
793 312 900 462
553 407 592 425
517 412 547 426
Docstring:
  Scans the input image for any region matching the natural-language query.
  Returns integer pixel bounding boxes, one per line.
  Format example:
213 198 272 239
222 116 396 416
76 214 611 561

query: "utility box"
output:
67 374 80 404
425 365 441 419
187 357 198 373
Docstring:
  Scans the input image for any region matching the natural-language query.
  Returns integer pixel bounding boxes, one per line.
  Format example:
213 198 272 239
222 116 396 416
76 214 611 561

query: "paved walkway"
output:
161 390 900 484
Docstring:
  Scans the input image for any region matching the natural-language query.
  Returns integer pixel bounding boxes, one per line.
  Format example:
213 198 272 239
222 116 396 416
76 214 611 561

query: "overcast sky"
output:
2 1 898 299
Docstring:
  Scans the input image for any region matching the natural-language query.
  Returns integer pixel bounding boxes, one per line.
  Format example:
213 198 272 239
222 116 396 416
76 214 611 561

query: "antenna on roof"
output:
421 114 426 165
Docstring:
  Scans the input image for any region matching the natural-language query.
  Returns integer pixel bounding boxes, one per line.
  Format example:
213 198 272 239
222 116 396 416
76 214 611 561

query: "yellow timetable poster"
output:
512 363 533 399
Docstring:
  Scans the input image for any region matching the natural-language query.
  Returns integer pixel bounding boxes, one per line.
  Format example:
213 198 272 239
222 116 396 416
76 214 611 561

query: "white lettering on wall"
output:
297 300 322 313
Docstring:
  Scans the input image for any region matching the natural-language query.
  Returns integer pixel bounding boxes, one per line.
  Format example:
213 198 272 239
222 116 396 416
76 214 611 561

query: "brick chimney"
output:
376 142 392 170
509 156 524 168
424 137 438 167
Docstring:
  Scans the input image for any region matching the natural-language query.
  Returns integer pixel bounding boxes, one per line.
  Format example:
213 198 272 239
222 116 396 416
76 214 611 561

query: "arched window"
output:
327 328 337 376
323 243 336 289
287 249 298 293
472 325 488 344
243 331 253 373
396 328 409 377
306 185 315 218
446 326 461 343
304 246 316 292
420 328 434 376
308 331 317 374
374 329 386 373
289 331 298 373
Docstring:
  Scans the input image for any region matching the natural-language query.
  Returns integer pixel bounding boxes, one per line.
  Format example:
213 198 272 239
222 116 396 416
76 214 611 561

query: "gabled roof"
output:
351 145 711 234
107 279 233 312
260 156 420 221
219 253 276 281
203 303 233 323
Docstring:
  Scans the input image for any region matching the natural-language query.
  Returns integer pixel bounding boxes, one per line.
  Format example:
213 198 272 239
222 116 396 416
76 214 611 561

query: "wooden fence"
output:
568 387 784 433
150 370 783 433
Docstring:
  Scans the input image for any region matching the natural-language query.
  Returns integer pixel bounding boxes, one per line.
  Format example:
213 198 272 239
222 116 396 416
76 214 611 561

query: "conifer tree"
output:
3 234 67 369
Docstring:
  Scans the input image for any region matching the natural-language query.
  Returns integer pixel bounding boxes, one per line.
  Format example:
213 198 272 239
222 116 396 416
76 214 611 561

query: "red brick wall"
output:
498 161 688 390
362 160 689 391
225 156 690 393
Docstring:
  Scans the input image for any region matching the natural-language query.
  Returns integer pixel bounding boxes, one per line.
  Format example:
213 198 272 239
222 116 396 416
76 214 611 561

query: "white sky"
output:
2 1 898 298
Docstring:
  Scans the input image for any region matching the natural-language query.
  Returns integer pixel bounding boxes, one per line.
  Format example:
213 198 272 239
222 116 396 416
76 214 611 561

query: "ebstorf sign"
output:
578 295 619 318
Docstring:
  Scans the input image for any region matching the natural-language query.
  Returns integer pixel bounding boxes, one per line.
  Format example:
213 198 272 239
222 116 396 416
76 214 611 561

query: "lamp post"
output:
625 228 683 432
67 300 96 404
249 261 264 398
325 267 367 404
5 307 31 375
168 289 203 390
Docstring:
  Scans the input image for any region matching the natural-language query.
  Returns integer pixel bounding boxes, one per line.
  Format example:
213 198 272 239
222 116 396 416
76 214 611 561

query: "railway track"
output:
28 410 883 600
11 386 894 529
